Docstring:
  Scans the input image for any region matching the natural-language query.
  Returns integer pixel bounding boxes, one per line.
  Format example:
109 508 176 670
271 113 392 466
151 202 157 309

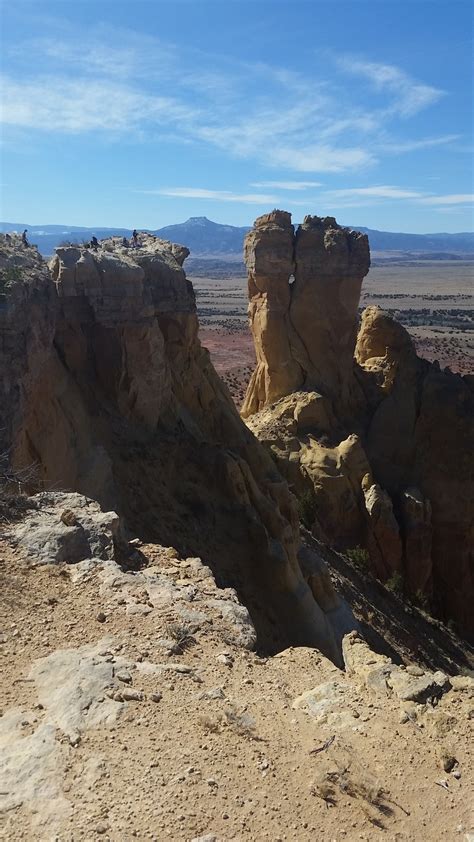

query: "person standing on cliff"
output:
131 229 139 248
21 229 29 247
90 236 99 251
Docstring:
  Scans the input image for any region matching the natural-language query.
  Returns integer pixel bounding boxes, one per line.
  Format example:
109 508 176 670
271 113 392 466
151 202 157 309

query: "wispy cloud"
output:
268 144 375 172
336 57 444 117
0 28 458 179
251 180 323 190
315 186 474 210
138 187 280 204
327 185 425 199
380 134 460 153
417 193 474 205
0 74 192 132
433 205 472 215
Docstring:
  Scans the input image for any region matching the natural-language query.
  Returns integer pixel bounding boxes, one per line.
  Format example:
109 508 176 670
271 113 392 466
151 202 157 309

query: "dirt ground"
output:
1 533 473 842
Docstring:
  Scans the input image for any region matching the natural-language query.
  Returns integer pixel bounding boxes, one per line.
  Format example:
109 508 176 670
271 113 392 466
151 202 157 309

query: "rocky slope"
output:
242 212 474 640
1 493 473 841
0 232 354 663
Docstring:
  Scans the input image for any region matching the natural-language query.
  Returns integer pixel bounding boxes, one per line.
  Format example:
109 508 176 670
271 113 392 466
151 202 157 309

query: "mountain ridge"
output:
2 216 474 256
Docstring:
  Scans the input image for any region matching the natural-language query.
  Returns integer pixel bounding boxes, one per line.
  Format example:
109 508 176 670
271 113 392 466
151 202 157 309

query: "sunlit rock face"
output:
242 212 370 419
242 213 474 641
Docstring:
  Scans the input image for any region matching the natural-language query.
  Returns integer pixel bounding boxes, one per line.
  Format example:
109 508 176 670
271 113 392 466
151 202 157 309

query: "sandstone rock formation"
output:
242 212 370 418
246 394 403 574
0 233 355 662
242 214 474 640
358 306 474 634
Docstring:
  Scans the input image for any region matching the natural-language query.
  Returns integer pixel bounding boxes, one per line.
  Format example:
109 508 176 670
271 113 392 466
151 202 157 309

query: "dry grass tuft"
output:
198 706 260 741
165 621 197 654
310 742 396 826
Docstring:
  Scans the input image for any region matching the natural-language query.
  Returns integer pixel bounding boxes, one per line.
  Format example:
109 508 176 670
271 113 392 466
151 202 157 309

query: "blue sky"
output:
1 0 473 232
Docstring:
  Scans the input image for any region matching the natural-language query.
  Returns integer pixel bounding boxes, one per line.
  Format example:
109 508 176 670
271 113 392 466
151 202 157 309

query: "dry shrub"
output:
224 707 257 739
164 621 197 654
198 705 258 740
0 450 39 523
310 742 395 827
198 713 222 734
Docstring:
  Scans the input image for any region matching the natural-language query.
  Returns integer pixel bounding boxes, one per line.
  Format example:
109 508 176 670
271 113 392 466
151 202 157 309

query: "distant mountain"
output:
2 217 473 256
155 217 474 255
154 216 250 254
0 222 131 257
355 227 474 252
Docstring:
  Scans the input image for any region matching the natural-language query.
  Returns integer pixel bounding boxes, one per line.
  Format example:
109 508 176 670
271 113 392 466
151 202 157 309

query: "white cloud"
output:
337 57 444 117
327 185 425 199
139 187 281 204
315 186 474 210
432 205 471 214
0 29 456 182
251 180 323 190
417 194 474 205
0 74 192 132
269 144 376 172
380 134 460 153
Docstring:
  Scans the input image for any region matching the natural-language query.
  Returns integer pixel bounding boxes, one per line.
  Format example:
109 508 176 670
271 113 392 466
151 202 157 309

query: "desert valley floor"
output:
191 258 474 406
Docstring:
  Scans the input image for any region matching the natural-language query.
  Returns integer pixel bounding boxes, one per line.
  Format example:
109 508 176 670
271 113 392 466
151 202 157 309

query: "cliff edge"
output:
0 232 355 662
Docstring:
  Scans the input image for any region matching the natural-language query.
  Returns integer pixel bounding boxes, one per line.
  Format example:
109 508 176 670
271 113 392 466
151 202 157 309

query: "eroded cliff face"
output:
0 233 355 662
357 306 474 633
243 213 474 640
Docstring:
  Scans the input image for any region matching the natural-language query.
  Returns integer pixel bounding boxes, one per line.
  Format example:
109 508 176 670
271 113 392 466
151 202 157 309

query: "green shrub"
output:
0 264 23 292
385 571 404 595
345 546 370 568
414 589 430 612
297 489 317 529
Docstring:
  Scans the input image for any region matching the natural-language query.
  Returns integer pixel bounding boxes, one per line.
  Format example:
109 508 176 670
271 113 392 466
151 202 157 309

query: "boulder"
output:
7 492 120 565
342 632 452 704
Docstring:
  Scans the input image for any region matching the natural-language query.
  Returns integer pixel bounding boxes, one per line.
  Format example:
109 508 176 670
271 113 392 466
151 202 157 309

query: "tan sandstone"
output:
242 214 474 640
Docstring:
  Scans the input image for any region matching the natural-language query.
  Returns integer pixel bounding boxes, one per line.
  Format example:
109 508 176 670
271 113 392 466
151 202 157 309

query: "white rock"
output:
7 492 120 565
29 637 123 739
208 599 256 650
0 709 71 831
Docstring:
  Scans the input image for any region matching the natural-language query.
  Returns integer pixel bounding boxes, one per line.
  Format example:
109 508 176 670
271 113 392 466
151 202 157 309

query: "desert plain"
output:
190 256 474 407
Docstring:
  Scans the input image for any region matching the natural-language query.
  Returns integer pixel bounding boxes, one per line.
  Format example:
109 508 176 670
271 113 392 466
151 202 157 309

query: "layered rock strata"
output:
0 233 355 662
243 214 474 640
